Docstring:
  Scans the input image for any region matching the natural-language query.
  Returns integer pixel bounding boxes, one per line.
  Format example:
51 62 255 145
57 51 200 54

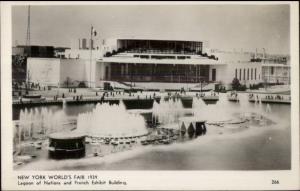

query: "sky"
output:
12 4 290 54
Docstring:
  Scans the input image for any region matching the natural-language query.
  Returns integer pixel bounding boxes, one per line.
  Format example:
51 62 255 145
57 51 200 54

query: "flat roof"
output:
107 37 205 43
48 131 85 139
98 56 225 65
262 63 290 67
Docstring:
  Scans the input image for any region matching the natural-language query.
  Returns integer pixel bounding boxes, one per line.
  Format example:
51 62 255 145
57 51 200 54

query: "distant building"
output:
96 38 264 88
25 37 291 89
12 45 63 83
54 47 70 59
65 38 102 59
26 39 101 87
13 45 55 58
260 55 290 85
27 57 88 87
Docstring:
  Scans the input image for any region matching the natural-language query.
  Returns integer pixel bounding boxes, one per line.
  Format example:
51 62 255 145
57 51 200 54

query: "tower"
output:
25 6 31 57
25 5 31 88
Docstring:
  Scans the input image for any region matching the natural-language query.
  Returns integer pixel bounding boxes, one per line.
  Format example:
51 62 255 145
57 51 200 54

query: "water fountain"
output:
75 102 148 138
62 98 67 109
14 107 68 146
13 106 70 163
266 104 272 113
192 95 233 123
152 98 185 125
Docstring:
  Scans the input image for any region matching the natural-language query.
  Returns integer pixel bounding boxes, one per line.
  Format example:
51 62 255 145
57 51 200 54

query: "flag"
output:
91 26 97 36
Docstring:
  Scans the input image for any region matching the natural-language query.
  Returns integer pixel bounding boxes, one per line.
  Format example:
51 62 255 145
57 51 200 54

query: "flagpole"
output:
90 25 92 88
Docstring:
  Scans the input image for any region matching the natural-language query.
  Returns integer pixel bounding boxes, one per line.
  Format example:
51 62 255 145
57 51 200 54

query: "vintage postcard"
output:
1 1 299 190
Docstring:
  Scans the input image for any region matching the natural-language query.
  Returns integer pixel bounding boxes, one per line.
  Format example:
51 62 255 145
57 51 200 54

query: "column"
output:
125 63 129 80
120 63 124 80
108 64 111 80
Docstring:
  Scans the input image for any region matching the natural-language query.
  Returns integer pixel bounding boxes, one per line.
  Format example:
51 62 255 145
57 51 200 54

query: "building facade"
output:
25 38 290 89
96 38 266 88
27 57 92 87
98 38 218 84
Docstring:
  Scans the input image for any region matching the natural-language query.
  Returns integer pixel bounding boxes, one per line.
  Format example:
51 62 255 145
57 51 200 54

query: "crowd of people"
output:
249 93 290 101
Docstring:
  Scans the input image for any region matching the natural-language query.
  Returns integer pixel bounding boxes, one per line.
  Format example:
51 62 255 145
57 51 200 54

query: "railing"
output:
13 99 62 105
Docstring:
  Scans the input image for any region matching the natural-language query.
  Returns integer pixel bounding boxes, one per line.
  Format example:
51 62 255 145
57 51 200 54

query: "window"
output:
271 67 274 75
212 69 216 81
140 55 149 59
239 69 242 80
255 68 257 80
243 69 246 80
151 55 175 59
251 68 253 80
177 56 186 60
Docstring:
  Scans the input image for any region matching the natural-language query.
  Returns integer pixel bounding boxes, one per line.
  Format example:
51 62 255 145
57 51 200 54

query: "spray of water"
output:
152 98 184 125
14 107 68 154
193 95 234 123
16 108 66 138
75 102 147 137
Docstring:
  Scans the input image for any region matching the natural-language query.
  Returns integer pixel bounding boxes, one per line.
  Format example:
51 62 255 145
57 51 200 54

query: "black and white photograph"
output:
1 1 299 190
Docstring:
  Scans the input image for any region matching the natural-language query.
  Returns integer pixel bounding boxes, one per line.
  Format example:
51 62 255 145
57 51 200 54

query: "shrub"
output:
231 78 247 91
78 81 87 88
249 83 262 90
237 85 247 91
104 52 112 57
231 78 240 90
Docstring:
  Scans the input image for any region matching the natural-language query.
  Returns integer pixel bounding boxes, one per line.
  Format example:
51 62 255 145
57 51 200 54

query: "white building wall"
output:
209 65 227 83
60 59 87 87
27 57 99 88
83 59 97 88
102 38 118 54
27 58 60 86
70 38 102 50
209 62 262 88
229 62 262 86
63 48 101 88
95 62 110 87
64 49 103 59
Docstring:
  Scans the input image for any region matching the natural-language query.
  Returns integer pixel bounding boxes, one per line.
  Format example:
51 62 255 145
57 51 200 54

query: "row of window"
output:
235 68 259 81
133 55 191 60
119 40 203 55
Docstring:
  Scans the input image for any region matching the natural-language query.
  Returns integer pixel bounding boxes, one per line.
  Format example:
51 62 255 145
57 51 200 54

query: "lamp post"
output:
200 80 203 93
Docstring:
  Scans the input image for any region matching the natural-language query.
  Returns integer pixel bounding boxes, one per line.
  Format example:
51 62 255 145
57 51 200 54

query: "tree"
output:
105 52 112 57
78 81 87 88
231 78 240 90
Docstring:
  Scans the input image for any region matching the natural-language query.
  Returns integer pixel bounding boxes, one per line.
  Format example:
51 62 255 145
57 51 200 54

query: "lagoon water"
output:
14 93 291 170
